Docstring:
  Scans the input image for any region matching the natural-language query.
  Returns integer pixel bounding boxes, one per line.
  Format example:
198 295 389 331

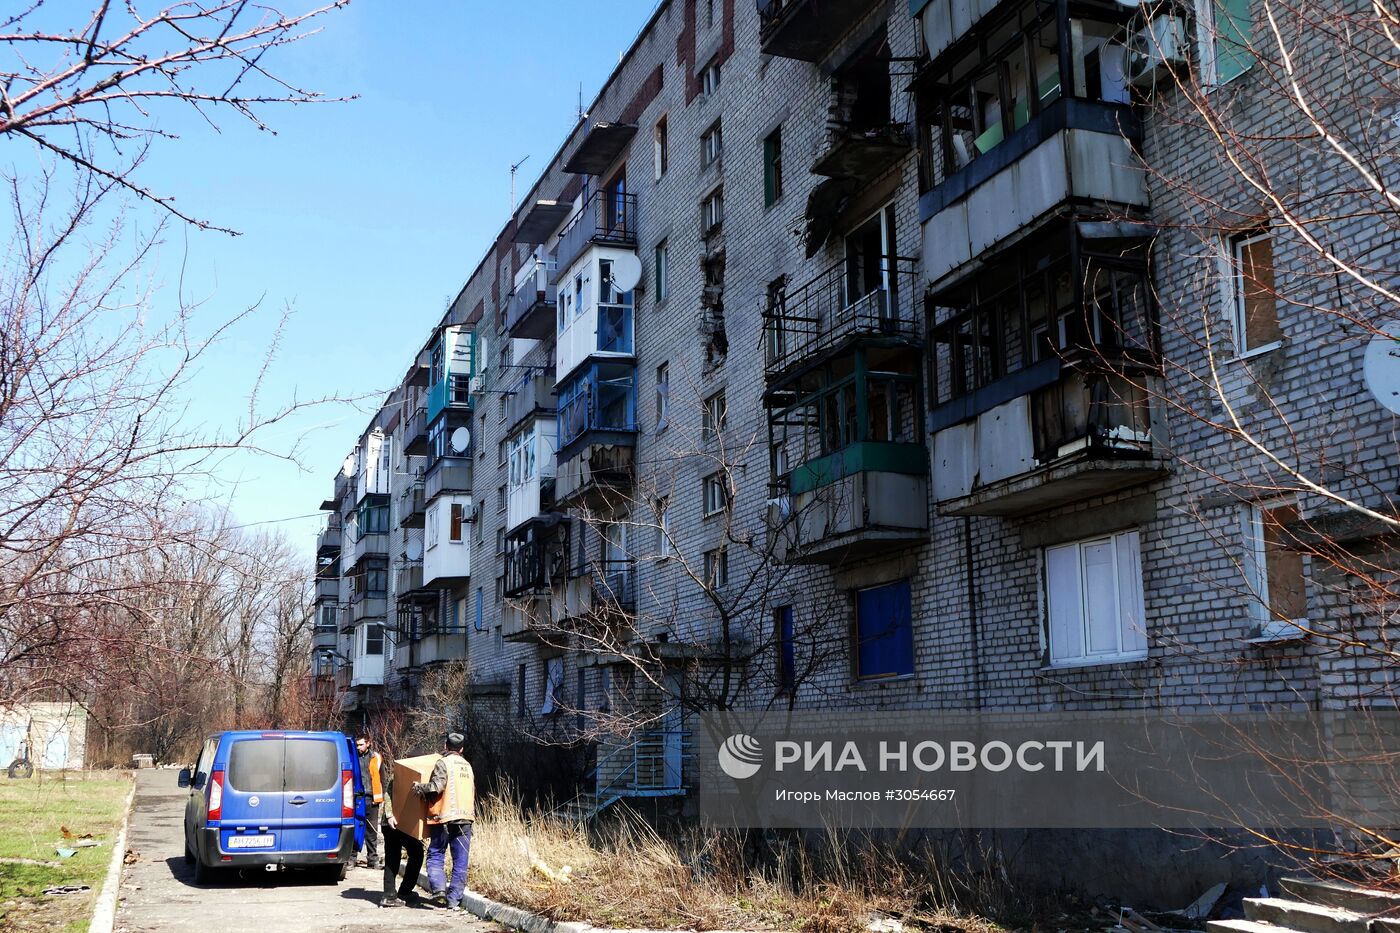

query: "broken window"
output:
1229 229 1282 354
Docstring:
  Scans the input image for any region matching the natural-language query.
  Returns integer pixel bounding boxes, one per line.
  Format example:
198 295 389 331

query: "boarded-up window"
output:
1242 502 1306 629
449 503 464 542
1231 230 1281 352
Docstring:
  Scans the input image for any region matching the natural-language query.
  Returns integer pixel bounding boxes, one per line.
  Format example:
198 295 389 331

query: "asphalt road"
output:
114 769 496 932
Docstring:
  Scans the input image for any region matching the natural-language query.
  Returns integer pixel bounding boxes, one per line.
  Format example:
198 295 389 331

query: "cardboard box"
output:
391 754 441 841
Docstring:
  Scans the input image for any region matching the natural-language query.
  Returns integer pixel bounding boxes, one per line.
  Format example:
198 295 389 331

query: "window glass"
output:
283 739 338 792
1044 530 1147 664
227 739 285 793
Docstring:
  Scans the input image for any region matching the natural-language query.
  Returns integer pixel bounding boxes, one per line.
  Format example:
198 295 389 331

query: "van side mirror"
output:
177 768 192 788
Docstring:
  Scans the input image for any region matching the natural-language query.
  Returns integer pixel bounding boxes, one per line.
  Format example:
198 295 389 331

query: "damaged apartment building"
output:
311 0 1400 901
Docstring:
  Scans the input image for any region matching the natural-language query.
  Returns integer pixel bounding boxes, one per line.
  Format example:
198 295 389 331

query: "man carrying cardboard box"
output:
413 732 475 910
378 749 426 908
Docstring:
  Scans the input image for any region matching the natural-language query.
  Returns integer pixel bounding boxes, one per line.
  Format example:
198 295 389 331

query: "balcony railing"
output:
396 560 437 602
553 191 639 280
403 407 428 457
398 480 425 528
333 470 352 505
558 385 637 453
425 460 471 501
764 255 921 378
314 577 339 603
505 256 558 340
590 559 636 611
428 373 474 419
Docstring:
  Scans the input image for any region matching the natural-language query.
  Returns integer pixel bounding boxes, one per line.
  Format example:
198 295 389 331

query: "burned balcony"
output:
398 478 425 528
554 362 637 509
505 252 558 340
927 230 1166 516
552 190 639 283
764 255 920 382
504 517 568 599
757 0 886 62
403 407 428 457
812 31 911 182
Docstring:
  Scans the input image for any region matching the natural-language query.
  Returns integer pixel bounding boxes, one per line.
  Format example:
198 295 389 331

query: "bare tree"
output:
0 0 351 231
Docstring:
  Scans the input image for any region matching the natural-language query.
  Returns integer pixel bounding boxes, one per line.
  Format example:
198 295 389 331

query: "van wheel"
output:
322 862 349 884
183 842 194 866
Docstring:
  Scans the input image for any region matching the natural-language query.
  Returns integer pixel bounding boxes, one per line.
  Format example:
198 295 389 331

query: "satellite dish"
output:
1364 322 1400 415
449 426 472 455
611 252 642 291
406 539 423 561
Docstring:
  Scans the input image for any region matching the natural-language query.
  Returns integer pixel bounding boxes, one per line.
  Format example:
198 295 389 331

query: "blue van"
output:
179 731 365 883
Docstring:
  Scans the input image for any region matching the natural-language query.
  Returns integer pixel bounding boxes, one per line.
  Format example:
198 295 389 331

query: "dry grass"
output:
468 791 1025 933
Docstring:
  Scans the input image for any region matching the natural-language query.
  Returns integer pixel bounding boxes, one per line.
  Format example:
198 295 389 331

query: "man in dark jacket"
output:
378 751 425 909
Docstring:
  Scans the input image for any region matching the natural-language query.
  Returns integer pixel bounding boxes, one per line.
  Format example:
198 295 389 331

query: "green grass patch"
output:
0 772 132 933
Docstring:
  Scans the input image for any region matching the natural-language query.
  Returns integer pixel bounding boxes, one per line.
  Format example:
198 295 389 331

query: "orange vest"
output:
365 752 383 805
426 755 475 824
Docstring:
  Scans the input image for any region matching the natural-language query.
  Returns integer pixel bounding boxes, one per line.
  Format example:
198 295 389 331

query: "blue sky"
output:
66 1 660 551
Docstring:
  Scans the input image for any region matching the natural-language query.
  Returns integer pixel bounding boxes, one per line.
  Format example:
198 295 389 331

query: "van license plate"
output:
227 834 274 848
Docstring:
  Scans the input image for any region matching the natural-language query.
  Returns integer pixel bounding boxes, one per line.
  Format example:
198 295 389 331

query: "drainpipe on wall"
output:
963 516 983 710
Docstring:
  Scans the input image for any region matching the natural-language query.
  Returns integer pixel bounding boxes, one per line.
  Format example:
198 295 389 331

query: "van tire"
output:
192 857 216 885
183 842 195 866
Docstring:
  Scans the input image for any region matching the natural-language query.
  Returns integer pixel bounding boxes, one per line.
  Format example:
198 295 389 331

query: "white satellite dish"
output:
1364 322 1400 416
449 426 472 455
610 252 642 291
406 539 423 561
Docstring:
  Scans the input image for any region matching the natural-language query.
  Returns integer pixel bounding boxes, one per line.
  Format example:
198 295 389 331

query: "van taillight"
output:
207 770 224 821
341 770 353 817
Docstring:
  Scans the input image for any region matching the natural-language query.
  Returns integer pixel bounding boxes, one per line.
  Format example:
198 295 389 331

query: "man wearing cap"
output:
413 732 474 910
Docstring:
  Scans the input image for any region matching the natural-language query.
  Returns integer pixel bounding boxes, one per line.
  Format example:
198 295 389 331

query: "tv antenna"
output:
510 154 530 213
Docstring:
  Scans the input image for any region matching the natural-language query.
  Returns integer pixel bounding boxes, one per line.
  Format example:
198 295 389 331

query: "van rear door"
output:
220 736 287 852
277 735 345 853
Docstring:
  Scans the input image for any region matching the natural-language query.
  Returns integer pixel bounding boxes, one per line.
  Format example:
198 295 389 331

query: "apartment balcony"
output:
770 446 930 564
423 539 471 589
427 373 473 422
552 191 639 282
395 561 438 605
552 559 636 627
514 198 574 248
426 325 477 423
764 255 921 384
314 577 339 603
398 479 426 528
563 122 638 175
316 520 342 557
312 626 338 651
756 0 885 61
505 255 558 340
350 594 387 624
425 459 471 502
931 349 1168 516
403 407 428 457
503 516 568 598
351 650 384 688
812 122 913 182
333 469 352 506
506 371 557 435
349 530 388 567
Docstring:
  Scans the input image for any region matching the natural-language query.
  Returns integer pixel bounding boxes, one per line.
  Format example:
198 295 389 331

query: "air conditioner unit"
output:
1125 13 1189 88
469 373 485 394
